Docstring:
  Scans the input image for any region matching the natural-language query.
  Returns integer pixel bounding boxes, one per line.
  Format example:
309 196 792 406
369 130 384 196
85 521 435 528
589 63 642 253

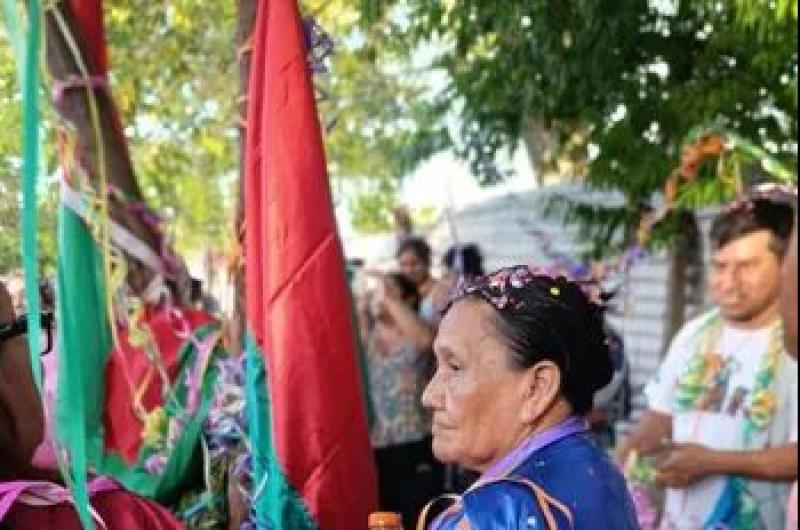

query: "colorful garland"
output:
624 312 786 528
674 312 783 440
625 451 659 530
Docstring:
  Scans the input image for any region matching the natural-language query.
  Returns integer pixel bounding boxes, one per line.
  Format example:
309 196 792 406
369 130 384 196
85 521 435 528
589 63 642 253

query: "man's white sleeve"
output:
644 319 701 415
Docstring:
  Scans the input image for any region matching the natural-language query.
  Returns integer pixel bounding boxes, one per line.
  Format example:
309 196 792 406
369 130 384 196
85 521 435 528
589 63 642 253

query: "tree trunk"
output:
42 1 187 300
521 113 557 186
662 211 700 351
225 8 258 528
228 0 257 356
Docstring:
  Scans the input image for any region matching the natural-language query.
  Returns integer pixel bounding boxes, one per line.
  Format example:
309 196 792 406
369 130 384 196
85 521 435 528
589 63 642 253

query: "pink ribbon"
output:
0 476 120 525
51 74 109 108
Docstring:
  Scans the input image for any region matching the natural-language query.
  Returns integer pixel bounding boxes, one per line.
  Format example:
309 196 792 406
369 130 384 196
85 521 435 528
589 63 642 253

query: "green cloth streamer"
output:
56 204 223 525
56 205 111 529
20 0 43 392
245 334 317 530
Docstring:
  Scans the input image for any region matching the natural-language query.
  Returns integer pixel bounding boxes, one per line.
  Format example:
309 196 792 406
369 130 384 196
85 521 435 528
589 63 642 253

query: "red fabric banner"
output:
244 0 378 527
67 0 108 73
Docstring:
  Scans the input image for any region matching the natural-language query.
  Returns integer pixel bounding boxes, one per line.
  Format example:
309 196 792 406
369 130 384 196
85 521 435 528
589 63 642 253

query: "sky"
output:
400 144 537 210
337 142 538 257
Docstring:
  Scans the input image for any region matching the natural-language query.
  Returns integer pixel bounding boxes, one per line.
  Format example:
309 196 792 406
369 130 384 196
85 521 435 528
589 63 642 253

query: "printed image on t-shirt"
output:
695 355 739 414
726 386 749 417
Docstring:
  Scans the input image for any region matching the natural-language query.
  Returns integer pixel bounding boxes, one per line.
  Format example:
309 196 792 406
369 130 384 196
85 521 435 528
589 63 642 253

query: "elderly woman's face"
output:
422 299 536 471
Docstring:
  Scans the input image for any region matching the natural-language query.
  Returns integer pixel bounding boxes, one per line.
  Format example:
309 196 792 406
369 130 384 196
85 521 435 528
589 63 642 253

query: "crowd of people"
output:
352 195 797 529
1 192 798 529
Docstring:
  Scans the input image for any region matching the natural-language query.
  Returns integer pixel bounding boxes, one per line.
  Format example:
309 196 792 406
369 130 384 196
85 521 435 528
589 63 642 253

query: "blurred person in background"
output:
358 272 443 529
397 237 443 334
780 220 797 530
442 243 485 284
618 196 797 529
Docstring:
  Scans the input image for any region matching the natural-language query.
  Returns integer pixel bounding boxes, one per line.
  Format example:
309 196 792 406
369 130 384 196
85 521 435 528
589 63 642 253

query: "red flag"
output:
67 0 107 73
244 0 378 528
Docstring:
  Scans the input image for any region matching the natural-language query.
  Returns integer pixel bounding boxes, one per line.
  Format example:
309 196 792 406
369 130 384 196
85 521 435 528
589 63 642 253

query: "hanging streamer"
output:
21 0 43 391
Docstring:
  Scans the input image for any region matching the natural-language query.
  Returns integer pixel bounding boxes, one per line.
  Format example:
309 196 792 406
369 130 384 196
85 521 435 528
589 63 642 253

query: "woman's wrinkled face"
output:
422 299 536 471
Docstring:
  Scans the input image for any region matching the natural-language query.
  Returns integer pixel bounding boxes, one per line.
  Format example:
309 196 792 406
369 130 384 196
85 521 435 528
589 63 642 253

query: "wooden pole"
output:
42 1 189 300
225 3 257 528
229 0 257 355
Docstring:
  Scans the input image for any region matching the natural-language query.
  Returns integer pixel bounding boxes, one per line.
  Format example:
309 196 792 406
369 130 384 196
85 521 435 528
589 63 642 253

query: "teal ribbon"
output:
23 0 43 391
703 477 759 530
6 0 44 391
2 0 43 392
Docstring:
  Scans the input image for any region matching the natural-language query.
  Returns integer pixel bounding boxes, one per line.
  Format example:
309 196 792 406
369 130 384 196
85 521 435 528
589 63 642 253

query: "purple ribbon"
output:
301 16 334 76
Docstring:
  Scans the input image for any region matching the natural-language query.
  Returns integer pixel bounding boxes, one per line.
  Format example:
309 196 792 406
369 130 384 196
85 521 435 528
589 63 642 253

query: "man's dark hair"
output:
443 244 485 277
710 198 796 258
396 237 432 266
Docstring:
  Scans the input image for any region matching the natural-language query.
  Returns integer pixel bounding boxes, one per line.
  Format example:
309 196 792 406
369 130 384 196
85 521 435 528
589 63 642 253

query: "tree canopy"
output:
0 0 429 274
356 0 798 252
1 1 797 274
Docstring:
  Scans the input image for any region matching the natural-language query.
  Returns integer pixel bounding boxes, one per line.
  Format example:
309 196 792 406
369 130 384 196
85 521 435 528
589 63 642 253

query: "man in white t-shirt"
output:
618 195 798 529
780 221 798 530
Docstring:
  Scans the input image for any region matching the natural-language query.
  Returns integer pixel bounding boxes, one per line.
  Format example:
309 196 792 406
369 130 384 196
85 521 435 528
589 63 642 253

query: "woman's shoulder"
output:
457 478 572 529
455 471 637 529
519 435 626 491
434 438 639 529
511 435 639 528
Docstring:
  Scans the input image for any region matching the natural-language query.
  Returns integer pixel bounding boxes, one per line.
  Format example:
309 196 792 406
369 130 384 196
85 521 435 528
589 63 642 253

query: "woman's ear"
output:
519 360 562 424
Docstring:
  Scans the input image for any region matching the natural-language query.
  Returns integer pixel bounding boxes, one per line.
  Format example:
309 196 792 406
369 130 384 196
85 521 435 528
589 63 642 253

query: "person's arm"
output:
615 410 673 465
355 294 372 345
381 295 435 353
0 283 49 481
657 442 798 488
617 317 707 467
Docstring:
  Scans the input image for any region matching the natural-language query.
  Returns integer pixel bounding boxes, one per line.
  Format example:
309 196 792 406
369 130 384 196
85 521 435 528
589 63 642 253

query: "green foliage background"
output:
0 0 797 274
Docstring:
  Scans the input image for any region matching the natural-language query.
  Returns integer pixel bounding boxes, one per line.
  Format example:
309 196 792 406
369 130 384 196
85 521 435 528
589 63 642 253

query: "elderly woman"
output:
420 266 639 529
359 272 443 529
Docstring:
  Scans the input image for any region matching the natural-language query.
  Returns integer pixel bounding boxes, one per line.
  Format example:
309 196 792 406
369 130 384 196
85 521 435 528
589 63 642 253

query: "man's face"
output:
710 230 783 325
780 225 797 358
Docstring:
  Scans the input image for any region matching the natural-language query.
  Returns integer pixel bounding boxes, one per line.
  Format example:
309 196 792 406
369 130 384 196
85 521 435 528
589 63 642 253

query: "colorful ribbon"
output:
0 477 120 528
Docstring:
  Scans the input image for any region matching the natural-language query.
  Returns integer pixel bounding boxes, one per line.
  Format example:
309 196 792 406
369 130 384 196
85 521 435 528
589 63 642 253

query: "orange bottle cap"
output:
369 512 403 527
